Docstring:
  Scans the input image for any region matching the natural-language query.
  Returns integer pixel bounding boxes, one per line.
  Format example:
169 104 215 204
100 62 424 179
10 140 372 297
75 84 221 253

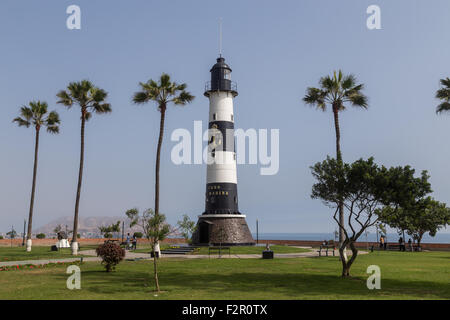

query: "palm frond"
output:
133 91 150 104
13 117 31 127
92 102 112 114
160 73 171 88
436 102 450 114
172 91 195 105
56 90 73 107
435 87 450 101
303 87 327 111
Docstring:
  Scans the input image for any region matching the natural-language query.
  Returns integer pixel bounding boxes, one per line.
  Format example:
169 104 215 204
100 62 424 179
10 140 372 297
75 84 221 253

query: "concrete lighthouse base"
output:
192 214 255 246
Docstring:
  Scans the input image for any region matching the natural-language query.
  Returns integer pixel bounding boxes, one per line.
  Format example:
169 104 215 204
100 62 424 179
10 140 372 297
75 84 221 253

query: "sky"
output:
0 0 449 235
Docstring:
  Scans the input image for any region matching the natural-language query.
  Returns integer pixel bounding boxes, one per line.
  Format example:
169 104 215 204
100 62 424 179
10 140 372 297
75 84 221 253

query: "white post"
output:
26 239 32 252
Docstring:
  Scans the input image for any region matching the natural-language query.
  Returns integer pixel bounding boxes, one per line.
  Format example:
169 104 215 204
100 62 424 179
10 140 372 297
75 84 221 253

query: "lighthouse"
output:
192 56 255 246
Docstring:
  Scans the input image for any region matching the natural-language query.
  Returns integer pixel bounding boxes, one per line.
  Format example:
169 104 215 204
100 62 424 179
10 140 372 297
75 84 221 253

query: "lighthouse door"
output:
199 221 211 244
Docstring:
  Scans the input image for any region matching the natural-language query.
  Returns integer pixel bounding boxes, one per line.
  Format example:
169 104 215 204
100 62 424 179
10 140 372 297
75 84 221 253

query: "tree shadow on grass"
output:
54 268 450 299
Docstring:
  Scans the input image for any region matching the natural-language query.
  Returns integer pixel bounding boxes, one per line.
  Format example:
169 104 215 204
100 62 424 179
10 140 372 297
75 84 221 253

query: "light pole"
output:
256 219 259 245
22 219 26 247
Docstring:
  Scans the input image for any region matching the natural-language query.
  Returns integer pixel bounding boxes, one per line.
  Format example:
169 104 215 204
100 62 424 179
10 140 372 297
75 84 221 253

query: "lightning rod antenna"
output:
219 18 223 57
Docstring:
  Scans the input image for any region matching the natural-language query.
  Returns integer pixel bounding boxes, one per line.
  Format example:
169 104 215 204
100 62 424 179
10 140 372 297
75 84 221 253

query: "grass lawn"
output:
0 250 449 299
132 245 310 255
0 246 88 262
190 245 310 255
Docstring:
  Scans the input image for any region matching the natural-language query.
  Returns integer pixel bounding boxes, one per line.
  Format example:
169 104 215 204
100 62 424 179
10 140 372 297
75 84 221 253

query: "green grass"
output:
132 245 310 255
190 245 310 255
0 246 88 262
0 250 448 299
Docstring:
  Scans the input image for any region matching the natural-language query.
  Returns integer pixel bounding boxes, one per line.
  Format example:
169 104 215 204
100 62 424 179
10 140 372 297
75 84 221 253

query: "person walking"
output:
126 233 131 250
398 237 405 251
132 234 137 250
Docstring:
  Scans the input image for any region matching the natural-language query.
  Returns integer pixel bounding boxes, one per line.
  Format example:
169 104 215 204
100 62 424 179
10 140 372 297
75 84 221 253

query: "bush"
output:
36 233 46 239
133 232 143 239
95 242 125 272
0 236 3 240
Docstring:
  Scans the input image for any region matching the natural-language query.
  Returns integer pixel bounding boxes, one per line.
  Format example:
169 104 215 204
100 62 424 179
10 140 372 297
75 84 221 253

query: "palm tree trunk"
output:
155 105 166 216
332 104 346 262
72 109 86 255
154 105 166 256
26 127 40 252
153 242 160 292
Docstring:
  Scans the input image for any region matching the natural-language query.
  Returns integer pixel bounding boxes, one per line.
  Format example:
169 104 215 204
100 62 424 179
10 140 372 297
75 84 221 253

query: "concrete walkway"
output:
0 248 367 267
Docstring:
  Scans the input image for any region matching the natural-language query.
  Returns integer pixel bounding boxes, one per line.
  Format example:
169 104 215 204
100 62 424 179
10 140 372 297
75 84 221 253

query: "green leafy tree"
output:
311 157 431 277
379 198 450 247
176 214 196 243
303 71 368 261
13 101 60 252
57 80 111 255
435 77 450 114
132 74 194 254
36 233 46 239
98 221 121 239
133 232 143 239
126 208 171 292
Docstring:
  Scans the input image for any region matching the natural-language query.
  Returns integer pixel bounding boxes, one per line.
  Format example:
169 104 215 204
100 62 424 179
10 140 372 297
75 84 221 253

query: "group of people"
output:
125 233 138 250
379 235 414 251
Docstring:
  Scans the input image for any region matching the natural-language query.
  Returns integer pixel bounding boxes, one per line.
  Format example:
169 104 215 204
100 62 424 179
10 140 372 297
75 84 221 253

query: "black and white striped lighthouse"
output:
192 56 254 246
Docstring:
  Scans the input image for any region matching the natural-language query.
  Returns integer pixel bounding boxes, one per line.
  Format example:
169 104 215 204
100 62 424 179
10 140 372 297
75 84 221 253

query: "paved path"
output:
0 248 367 267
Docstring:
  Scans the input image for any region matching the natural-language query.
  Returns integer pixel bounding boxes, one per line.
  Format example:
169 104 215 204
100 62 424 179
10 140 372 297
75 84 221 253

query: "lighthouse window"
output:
234 196 237 203
233 153 236 161
213 113 217 120
231 114 234 121
224 69 231 80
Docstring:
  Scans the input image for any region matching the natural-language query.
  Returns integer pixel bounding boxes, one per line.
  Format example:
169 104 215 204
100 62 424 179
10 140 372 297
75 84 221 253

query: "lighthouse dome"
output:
210 57 232 72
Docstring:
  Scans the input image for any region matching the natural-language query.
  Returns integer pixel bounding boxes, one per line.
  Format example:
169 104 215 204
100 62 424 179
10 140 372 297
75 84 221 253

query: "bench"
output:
208 246 230 258
318 245 335 257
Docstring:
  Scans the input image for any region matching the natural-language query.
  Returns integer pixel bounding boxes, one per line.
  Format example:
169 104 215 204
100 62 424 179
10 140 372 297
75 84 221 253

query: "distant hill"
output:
34 216 143 237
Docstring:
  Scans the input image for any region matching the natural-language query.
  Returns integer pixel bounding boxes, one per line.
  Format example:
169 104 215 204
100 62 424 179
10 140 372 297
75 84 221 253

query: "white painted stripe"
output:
207 151 237 184
209 91 234 122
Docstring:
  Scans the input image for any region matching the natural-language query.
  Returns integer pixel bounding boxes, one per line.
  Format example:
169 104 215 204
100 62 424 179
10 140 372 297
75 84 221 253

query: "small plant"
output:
96 242 125 272
36 233 46 239
0 236 3 240
177 214 196 243
133 232 143 239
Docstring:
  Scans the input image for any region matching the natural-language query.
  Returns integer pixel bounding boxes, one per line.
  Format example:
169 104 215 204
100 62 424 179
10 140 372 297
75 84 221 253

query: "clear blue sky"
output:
1 0 449 234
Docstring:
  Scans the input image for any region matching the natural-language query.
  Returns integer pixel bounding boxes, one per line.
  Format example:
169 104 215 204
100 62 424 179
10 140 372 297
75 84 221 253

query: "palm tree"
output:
435 77 450 114
132 73 194 257
303 70 368 262
13 101 60 252
57 80 111 255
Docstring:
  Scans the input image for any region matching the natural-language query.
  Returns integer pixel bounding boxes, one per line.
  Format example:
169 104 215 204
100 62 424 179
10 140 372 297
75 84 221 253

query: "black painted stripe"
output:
204 182 239 214
208 121 235 152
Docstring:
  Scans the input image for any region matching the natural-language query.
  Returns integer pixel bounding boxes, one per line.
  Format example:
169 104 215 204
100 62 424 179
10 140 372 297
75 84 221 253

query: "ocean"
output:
252 233 450 244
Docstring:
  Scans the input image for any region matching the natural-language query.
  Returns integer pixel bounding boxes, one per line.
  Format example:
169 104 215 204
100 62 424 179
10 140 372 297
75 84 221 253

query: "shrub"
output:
36 233 46 239
95 242 125 272
0 236 3 240
133 232 143 239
